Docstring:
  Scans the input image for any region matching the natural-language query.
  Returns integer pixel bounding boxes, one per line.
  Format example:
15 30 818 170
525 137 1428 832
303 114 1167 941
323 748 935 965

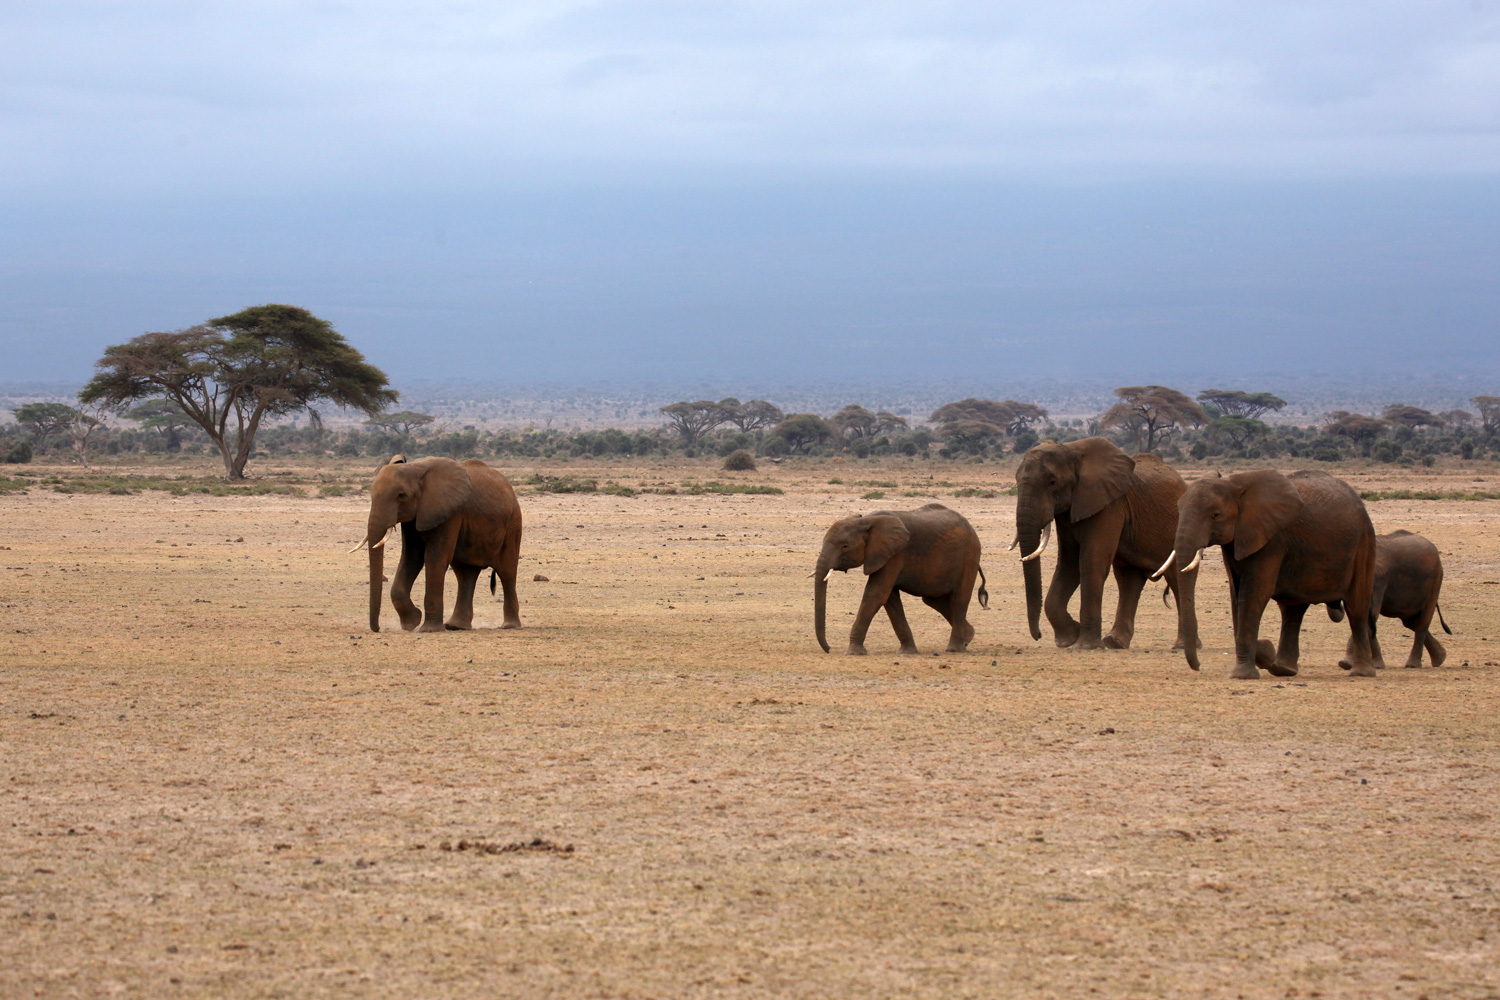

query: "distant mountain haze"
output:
3 177 1497 385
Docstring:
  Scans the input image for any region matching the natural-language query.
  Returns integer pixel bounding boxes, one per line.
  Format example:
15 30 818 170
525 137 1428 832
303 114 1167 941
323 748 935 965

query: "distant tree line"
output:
7 370 1500 470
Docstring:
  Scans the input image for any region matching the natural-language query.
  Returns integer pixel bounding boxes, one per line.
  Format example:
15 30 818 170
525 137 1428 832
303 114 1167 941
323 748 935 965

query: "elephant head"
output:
813 513 910 652
1013 438 1135 639
1163 470 1304 669
359 456 474 632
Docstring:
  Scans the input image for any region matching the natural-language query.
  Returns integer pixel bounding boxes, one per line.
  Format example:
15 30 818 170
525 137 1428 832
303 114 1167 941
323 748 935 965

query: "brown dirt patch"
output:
2 459 1497 998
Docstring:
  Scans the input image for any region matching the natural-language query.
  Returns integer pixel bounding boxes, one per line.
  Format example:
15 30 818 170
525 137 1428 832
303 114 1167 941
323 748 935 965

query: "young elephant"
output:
355 455 523 633
814 503 987 655
1345 530 1451 669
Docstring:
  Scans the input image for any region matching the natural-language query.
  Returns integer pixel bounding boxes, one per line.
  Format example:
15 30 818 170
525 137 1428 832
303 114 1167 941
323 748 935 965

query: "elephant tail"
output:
976 566 989 610
490 569 498 596
1162 582 1175 609
1437 604 1453 635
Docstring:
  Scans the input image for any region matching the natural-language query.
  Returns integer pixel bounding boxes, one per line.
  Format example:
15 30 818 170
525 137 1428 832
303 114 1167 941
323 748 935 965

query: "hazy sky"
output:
3 2 1499 386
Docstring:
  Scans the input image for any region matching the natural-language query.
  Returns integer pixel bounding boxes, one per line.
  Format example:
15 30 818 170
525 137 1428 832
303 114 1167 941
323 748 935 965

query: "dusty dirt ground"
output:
2 457 1498 999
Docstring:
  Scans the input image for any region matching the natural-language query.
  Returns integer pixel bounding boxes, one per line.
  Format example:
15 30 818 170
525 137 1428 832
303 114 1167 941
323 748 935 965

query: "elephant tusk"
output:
371 537 385 551
1182 548 1203 573
1007 534 1019 551
348 541 366 554
1150 550 1175 581
1019 522 1051 562
823 568 835 582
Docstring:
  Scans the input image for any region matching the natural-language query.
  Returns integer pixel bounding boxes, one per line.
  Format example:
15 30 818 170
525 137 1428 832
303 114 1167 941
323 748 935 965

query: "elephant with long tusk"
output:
1014 437 1189 651
1168 468 1379 679
359 455 524 633
814 503 987 656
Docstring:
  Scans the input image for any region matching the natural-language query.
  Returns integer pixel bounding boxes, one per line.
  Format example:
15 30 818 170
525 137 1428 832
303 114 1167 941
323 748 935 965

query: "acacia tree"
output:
1382 404 1443 430
13 402 78 451
367 410 435 439
80 304 396 479
723 399 784 432
1099 385 1205 452
1325 412 1387 456
659 400 728 445
875 411 909 433
1440 408 1475 429
831 404 880 439
1196 389 1287 421
769 413 835 453
66 399 115 468
128 398 194 450
1471 396 1500 434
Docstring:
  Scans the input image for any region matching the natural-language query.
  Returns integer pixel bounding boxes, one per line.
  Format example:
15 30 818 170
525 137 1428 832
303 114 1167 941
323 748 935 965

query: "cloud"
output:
2 1 1499 197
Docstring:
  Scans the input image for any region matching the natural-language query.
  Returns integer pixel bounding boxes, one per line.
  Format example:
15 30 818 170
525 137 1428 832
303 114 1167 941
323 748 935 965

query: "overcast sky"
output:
3 1 1499 387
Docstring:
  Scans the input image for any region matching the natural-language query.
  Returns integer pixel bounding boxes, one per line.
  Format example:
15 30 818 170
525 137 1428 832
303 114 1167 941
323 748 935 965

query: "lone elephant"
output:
1014 438 1187 649
1161 469 1378 679
814 503 987 655
1345 530 1451 669
356 455 523 633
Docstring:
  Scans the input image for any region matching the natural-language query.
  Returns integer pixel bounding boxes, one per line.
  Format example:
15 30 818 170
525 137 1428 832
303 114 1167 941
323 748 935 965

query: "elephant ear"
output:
1070 437 1137 522
863 515 910 575
1230 470 1304 560
413 458 473 532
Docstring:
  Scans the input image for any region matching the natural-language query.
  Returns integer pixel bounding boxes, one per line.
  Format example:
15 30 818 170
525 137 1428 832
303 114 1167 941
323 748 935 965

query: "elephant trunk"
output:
364 510 394 633
1176 559 1200 670
814 551 832 652
368 537 384 633
1015 493 1050 641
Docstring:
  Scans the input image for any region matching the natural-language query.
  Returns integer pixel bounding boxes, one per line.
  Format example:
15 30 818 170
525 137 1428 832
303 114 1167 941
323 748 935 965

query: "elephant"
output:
1014 437 1188 650
1159 468 1378 679
354 455 523 633
814 503 987 656
1342 530 1451 669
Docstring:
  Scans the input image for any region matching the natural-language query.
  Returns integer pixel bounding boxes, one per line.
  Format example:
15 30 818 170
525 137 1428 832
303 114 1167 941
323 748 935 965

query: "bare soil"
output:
3 458 1498 999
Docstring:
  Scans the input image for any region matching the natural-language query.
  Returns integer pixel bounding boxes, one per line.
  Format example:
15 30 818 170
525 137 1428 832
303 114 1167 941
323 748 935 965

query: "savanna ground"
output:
3 454 1499 999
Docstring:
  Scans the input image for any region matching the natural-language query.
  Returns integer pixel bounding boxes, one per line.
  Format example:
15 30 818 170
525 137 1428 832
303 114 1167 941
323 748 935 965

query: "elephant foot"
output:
1074 636 1105 650
1266 661 1299 678
501 619 522 630
444 621 472 631
899 644 920 655
846 643 868 656
1254 640 1277 669
1102 632 1131 650
416 621 446 633
1230 662 1261 680
1402 659 1422 669
1050 620 1081 648
1428 646 1447 668
1345 661 1379 678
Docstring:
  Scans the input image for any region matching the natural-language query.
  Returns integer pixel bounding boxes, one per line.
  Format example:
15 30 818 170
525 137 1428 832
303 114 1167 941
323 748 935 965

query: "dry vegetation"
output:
3 456 1499 998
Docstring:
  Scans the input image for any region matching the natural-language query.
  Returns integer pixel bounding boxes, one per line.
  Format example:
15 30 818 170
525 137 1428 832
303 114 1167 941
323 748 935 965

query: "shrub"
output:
722 449 757 471
0 436 33 463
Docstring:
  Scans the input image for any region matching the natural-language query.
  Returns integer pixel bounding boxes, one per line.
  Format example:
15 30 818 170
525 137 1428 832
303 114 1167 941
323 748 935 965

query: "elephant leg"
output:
1071 540 1113 650
1422 629 1447 668
1104 562 1146 649
1044 551 1082 648
446 564 481 630
390 528 424 632
1230 563 1276 679
1267 601 1307 676
418 533 458 632
848 570 896 655
884 590 919 655
496 536 522 629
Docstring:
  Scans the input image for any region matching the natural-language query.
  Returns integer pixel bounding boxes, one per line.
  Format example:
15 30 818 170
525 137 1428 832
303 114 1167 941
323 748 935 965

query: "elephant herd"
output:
356 443 1452 680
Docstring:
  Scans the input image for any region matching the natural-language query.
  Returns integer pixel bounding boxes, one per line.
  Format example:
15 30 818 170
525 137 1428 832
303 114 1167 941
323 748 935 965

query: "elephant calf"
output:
1344 530 1451 669
814 503 987 656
